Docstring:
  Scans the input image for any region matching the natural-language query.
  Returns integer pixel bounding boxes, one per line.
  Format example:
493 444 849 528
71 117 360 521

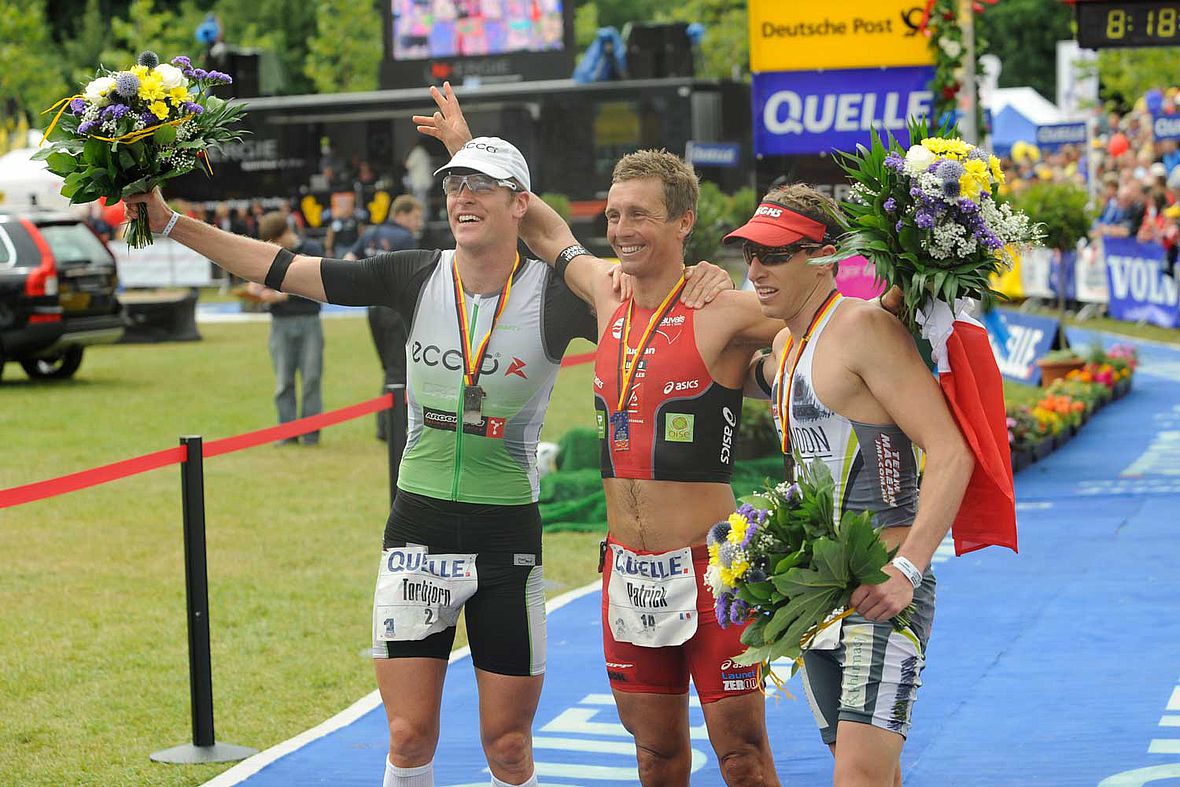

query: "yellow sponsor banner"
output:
991 245 1026 301
749 0 935 72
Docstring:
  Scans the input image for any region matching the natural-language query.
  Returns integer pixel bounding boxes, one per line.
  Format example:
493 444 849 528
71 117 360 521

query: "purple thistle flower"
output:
101 103 129 121
115 72 139 98
182 101 204 115
171 55 192 69
746 567 768 583
884 152 905 171
717 542 738 568
77 120 97 135
715 593 733 629
69 98 87 115
915 211 935 229
707 520 730 547
883 197 897 213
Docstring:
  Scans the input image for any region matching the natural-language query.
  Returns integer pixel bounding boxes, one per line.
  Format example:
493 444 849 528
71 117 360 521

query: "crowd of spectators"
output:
998 87 1180 270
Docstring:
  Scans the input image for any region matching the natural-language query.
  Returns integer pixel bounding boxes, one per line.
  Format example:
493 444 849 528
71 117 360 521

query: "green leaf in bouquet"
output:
776 589 845 659
732 642 777 667
743 581 775 602
810 538 850 587
118 149 136 170
45 152 78 175
738 493 774 510
154 124 177 145
83 139 109 167
840 513 891 585
774 548 805 574
120 176 155 197
740 614 771 647
30 147 54 162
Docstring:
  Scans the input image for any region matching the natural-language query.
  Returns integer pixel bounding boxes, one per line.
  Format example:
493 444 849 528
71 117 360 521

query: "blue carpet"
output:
207 330 1180 786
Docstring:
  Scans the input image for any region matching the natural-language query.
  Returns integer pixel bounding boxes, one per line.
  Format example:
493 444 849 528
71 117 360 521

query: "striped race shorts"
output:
798 570 936 744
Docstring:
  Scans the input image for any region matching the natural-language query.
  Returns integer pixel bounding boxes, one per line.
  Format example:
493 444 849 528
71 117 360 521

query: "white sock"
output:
490 769 538 787
384 756 434 787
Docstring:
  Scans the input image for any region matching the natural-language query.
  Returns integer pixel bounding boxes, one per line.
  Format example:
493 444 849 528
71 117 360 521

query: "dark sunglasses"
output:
742 242 821 266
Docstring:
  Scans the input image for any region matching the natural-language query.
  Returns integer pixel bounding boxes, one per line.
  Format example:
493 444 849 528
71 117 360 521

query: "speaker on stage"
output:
624 22 694 80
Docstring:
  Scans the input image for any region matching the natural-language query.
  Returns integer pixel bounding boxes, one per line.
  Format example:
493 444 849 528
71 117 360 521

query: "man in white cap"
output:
125 136 730 787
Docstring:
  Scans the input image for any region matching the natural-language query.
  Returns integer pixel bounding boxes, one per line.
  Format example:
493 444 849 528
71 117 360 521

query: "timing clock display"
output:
1077 1 1180 48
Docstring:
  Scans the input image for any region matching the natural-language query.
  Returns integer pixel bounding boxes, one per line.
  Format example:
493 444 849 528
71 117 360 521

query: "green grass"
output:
0 317 604 786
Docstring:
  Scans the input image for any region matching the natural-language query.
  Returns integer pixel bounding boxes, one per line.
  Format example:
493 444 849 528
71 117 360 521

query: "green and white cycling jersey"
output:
321 249 597 505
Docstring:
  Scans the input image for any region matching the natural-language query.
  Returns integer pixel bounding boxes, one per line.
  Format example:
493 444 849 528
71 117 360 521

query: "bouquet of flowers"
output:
826 119 1041 330
705 458 909 671
34 51 245 248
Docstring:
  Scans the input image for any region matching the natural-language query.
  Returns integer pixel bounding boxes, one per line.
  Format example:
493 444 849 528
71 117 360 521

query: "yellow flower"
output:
708 542 720 566
148 100 170 120
139 75 166 103
922 137 971 159
719 556 749 587
130 64 149 79
726 512 749 546
959 174 984 203
989 155 1005 184
168 86 190 106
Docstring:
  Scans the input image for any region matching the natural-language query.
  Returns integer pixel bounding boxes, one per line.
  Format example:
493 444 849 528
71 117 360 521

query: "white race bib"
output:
372 546 478 642
606 544 698 648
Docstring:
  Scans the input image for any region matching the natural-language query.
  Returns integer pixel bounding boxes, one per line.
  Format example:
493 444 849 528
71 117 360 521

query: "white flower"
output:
904 144 936 176
153 63 189 90
83 76 116 104
939 37 962 59
704 564 726 598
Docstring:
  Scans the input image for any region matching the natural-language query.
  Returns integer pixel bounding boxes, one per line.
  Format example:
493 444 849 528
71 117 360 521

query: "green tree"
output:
977 0 1073 101
1096 48 1180 107
655 0 748 80
57 0 111 90
216 0 318 95
304 0 381 93
0 0 68 123
102 0 206 72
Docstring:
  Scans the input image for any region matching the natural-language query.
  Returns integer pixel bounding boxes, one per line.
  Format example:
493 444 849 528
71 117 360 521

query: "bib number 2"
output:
373 546 478 642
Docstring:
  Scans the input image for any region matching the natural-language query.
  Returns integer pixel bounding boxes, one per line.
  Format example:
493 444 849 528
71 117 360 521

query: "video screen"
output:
392 0 565 60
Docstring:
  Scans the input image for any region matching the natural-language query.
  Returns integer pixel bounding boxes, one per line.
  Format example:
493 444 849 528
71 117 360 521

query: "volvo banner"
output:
752 66 935 156
1104 237 1180 328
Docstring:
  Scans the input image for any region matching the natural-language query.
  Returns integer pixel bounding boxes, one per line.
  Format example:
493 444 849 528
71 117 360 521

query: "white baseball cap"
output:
434 136 531 192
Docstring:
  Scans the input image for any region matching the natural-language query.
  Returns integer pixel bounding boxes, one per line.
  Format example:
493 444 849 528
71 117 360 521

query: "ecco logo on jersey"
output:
662 379 701 395
755 205 784 218
720 406 737 464
412 342 500 375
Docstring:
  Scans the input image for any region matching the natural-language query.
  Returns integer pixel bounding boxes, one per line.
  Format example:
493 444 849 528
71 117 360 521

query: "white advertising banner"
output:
1020 246 1056 299
111 238 214 287
1074 241 1109 304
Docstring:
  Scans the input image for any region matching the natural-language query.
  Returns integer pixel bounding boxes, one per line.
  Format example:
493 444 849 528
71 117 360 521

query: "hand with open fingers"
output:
681 260 734 308
849 566 914 621
122 188 173 234
412 81 473 156
609 264 634 301
878 285 904 317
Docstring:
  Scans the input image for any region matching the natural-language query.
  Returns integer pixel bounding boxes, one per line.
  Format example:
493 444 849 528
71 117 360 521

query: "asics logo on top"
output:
663 379 700 395
720 406 737 465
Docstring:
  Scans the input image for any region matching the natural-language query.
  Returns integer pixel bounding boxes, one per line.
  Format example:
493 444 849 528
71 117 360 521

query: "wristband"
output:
554 243 591 280
161 211 181 237
890 556 923 589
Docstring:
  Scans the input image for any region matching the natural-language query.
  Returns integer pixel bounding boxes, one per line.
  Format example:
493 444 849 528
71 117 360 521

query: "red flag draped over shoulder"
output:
919 301 1018 556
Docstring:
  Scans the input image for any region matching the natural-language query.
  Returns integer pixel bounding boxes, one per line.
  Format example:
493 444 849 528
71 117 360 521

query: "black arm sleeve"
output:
541 266 600 363
319 249 440 316
753 352 774 397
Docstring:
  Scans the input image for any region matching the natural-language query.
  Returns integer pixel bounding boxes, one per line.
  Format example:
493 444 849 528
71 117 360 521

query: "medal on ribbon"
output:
453 253 520 428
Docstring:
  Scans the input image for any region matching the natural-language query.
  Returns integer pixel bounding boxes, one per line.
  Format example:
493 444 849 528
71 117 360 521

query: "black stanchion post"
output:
386 384 406 507
151 436 257 765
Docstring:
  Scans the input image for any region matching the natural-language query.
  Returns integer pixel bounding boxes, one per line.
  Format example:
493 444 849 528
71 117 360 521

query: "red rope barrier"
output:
0 394 394 510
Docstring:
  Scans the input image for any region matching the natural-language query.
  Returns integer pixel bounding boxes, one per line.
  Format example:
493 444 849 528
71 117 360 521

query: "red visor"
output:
724 202 827 247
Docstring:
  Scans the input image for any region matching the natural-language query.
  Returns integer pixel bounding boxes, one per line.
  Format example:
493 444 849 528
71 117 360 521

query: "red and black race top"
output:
593 296 743 483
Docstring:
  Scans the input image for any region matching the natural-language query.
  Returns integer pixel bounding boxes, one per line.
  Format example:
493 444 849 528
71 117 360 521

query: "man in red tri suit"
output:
416 85 784 786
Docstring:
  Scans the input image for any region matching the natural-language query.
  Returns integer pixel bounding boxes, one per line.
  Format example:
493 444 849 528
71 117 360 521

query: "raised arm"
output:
124 189 327 301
